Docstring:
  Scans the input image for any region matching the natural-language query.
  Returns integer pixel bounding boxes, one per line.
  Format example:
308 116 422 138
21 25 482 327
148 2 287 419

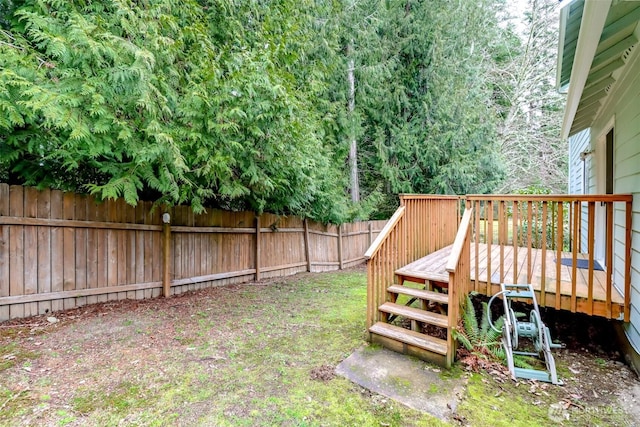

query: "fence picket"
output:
9 186 24 318
24 187 38 316
0 184 10 321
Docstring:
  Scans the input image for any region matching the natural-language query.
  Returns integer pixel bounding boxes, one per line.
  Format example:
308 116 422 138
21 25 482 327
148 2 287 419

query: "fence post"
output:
338 224 344 270
162 212 171 297
303 218 311 272
0 184 9 321
368 222 373 247
255 215 261 281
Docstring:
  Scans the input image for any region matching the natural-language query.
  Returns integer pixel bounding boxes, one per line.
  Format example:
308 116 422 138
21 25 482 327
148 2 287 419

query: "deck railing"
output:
364 195 461 329
466 194 633 321
444 207 474 366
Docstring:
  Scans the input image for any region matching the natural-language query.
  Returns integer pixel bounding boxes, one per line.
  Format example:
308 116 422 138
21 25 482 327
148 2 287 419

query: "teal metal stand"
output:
488 284 564 385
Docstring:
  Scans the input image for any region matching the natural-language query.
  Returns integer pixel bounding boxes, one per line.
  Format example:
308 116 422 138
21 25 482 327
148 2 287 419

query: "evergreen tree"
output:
353 0 507 216
0 0 351 222
1 0 553 222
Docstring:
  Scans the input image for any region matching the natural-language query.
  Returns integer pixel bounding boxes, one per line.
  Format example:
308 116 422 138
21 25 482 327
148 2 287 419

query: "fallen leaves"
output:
456 348 510 380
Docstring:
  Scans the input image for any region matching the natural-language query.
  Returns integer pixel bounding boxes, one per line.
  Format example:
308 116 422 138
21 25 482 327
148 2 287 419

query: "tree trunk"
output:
347 45 360 203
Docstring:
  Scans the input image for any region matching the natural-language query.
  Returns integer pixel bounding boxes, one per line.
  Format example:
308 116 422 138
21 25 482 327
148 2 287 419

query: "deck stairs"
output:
366 194 633 370
368 255 455 367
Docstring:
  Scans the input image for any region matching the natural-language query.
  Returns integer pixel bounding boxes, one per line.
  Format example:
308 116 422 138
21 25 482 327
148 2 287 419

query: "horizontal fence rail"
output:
0 184 386 321
466 194 633 321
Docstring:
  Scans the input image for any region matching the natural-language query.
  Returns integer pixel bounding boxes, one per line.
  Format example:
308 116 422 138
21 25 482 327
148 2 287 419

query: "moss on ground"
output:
0 271 441 426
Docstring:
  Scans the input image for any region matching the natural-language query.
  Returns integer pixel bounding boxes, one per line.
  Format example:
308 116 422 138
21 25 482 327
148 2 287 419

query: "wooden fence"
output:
0 184 386 321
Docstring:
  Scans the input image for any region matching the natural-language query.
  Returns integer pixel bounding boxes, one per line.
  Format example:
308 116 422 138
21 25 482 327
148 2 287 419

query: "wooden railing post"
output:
555 202 563 310
570 201 579 312
586 201 596 316
551 203 556 250
162 212 171 297
605 202 613 318
540 201 548 306
527 201 533 283
569 201 574 252
486 200 493 295
446 207 473 368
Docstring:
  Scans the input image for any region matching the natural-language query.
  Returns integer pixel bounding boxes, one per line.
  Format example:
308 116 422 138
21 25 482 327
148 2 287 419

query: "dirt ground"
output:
1 295 217 424
1 271 639 426
454 343 640 425
455 296 640 425
549 310 640 424
523 300 640 418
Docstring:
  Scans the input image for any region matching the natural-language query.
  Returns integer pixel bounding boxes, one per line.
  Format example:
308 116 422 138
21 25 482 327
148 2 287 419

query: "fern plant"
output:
454 294 534 369
454 294 505 360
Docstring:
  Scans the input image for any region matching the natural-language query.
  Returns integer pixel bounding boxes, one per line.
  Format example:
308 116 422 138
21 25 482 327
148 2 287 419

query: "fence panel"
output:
0 184 386 321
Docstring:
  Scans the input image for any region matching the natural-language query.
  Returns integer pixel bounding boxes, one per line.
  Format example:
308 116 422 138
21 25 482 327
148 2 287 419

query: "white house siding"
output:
568 129 590 193
567 128 591 252
588 45 640 353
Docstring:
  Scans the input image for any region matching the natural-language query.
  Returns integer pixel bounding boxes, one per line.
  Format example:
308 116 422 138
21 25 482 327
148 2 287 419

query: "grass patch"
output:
0 388 32 422
15 271 440 426
72 382 145 414
457 373 551 426
478 219 514 242
1 270 634 426
56 409 76 426
175 272 441 426
439 364 464 380
0 342 39 372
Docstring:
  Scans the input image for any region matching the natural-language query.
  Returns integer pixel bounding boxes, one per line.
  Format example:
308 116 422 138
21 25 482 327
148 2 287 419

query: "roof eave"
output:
561 0 612 139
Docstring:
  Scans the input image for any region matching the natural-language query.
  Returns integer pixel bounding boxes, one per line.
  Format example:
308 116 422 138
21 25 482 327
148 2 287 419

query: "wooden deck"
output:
396 243 625 319
367 195 632 367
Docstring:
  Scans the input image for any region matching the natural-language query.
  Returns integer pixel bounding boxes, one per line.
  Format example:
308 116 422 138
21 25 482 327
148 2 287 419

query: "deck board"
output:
396 243 624 318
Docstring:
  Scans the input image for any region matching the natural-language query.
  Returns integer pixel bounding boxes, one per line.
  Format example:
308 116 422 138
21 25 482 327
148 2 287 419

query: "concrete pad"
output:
336 345 466 421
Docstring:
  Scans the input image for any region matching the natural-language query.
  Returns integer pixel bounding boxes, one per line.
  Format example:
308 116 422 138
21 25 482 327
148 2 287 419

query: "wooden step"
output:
387 285 448 305
378 302 448 328
395 270 450 284
369 322 447 355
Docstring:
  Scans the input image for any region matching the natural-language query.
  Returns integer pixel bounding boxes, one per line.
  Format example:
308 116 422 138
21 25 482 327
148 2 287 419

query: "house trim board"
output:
561 0 613 139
